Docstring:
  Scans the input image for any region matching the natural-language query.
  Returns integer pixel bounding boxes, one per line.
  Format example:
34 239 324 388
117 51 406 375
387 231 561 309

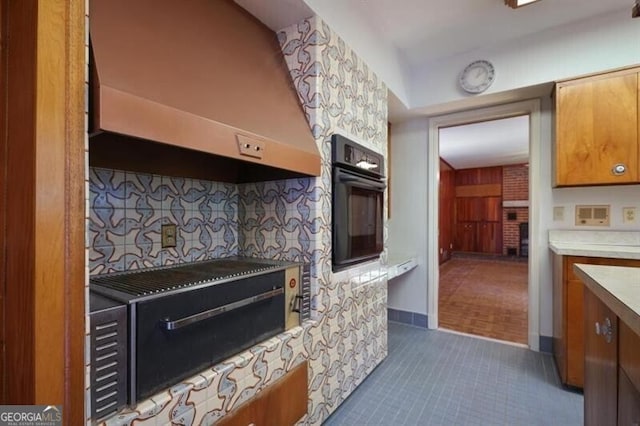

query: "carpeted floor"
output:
439 256 528 344
324 322 583 426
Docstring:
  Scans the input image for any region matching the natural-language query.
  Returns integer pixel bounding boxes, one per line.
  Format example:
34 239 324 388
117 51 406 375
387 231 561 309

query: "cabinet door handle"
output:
612 163 626 176
596 317 614 343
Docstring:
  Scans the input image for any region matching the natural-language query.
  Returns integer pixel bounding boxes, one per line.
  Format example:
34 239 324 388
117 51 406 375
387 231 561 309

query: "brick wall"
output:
503 164 529 256
503 164 529 201
503 208 529 255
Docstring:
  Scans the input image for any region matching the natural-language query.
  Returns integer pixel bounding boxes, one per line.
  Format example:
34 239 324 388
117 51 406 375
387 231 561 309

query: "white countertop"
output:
574 264 640 337
549 242 640 259
549 230 640 260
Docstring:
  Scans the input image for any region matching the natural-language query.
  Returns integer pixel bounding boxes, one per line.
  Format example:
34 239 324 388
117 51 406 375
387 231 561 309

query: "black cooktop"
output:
90 257 296 303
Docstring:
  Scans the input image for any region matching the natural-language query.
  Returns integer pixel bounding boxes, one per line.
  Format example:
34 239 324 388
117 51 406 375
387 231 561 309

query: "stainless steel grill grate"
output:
90 258 279 298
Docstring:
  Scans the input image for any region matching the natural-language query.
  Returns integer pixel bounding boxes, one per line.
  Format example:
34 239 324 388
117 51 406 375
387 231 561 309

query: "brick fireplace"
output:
502 164 529 256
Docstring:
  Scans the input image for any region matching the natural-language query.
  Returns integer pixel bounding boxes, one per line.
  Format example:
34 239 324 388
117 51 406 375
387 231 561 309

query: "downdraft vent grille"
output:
90 301 127 423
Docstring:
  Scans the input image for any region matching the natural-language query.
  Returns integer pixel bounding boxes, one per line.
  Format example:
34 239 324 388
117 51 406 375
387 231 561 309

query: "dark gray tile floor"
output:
324 322 583 426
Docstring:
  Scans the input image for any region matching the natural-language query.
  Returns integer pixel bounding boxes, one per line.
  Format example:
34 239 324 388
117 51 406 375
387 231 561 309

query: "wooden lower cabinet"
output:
565 279 584 386
218 361 308 426
584 288 618 426
552 254 640 388
618 369 640 426
582 288 640 426
478 222 502 254
455 223 476 252
619 321 640 426
454 221 501 254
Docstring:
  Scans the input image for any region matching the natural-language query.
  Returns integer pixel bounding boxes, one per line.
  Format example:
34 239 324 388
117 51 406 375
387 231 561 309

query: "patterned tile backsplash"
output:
88 168 239 275
239 178 319 264
89 14 389 426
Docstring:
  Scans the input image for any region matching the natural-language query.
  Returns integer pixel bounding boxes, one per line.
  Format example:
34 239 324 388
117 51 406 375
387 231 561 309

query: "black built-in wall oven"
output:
331 134 385 271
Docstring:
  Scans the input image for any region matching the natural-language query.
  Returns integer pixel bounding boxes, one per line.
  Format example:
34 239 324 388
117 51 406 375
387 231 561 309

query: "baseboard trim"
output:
388 308 428 328
539 335 553 353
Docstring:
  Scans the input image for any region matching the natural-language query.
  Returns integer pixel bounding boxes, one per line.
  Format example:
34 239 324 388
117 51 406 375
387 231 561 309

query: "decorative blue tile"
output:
413 313 428 329
90 168 126 210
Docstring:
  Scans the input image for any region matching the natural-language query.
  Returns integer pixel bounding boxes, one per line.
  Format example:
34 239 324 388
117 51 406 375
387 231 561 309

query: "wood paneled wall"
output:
439 159 455 264
455 166 502 186
453 166 503 255
2 1 85 424
0 0 5 401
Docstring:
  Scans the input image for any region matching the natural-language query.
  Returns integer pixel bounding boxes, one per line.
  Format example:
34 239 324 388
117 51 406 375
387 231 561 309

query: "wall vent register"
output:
575 205 610 226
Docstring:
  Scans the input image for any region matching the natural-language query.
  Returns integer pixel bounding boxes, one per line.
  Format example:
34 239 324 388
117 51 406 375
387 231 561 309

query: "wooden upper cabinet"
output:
555 67 639 186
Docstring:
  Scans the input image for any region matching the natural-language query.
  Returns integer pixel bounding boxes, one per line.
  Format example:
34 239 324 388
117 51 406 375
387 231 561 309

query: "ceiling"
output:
236 0 631 168
238 0 632 65
354 0 631 65
439 115 529 170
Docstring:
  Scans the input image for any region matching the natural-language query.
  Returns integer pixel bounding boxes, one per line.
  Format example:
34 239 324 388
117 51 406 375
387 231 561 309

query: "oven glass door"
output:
333 167 385 270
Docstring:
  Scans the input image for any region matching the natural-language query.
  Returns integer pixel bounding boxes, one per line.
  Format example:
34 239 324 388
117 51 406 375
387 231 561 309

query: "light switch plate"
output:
553 206 564 221
623 207 636 224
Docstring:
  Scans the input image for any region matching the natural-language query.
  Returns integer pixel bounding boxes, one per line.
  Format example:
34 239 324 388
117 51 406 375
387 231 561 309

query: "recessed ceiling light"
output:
504 0 542 9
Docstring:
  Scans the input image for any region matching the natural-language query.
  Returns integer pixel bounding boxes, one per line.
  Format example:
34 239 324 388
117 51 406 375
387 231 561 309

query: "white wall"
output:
387 118 429 314
389 95 640 338
550 187 640 230
302 0 411 107
410 8 640 111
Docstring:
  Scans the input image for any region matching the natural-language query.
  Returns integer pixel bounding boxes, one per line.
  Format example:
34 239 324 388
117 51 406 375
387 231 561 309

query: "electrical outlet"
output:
553 206 564 221
161 224 177 248
623 207 636 224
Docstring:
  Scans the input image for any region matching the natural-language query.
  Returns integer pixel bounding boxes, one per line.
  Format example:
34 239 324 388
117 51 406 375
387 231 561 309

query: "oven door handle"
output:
336 171 386 190
159 287 284 331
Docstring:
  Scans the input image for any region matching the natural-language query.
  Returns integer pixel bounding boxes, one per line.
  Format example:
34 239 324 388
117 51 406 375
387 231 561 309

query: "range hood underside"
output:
89 0 321 182
89 131 313 184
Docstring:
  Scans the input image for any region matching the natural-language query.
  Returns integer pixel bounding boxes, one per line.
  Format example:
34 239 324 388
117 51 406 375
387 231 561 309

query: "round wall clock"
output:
459 60 495 94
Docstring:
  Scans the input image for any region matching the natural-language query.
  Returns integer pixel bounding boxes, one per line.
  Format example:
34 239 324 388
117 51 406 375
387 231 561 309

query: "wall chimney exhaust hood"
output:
89 0 320 182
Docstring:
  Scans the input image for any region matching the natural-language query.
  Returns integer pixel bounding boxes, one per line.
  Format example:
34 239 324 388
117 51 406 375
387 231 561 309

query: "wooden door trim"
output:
3 1 85 423
0 0 6 403
63 1 86 424
4 0 39 403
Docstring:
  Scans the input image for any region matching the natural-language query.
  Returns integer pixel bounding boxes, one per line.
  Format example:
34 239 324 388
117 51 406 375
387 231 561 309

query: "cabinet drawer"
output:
620 321 640 392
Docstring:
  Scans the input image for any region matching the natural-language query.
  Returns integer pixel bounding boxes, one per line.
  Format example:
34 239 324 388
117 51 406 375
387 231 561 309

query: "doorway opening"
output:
437 116 529 345
426 99 542 351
